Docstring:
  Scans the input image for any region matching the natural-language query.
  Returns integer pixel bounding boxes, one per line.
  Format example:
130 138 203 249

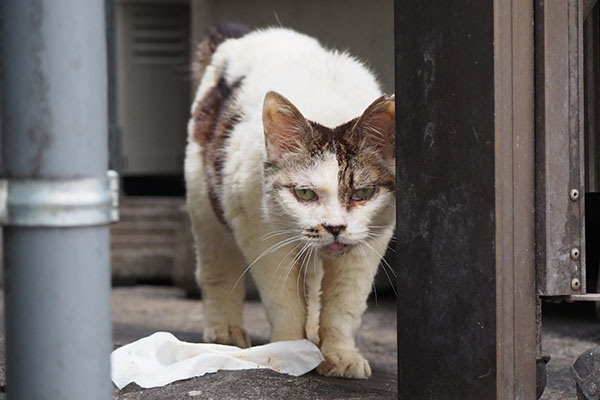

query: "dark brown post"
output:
395 1 537 398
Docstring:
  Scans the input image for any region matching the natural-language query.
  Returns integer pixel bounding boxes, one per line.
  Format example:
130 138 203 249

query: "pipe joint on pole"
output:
0 171 119 227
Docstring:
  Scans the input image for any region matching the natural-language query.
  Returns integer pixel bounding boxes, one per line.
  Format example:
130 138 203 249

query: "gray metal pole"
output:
2 1 112 399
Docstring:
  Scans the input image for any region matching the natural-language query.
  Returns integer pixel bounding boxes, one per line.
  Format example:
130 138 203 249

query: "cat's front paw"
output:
316 350 372 379
204 324 251 348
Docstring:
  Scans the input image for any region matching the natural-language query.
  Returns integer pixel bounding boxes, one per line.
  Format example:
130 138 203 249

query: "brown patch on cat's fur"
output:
191 77 243 226
192 23 250 84
308 120 395 208
264 117 395 210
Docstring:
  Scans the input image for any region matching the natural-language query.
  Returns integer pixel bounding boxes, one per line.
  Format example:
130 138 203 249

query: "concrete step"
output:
111 196 191 285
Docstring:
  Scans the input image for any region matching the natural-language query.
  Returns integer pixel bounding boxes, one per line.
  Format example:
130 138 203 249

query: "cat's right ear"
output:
262 91 311 161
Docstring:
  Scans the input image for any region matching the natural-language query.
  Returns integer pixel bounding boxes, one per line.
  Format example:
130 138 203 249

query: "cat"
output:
184 23 395 379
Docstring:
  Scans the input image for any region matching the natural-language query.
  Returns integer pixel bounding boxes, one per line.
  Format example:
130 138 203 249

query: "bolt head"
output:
571 278 581 291
570 189 580 201
571 248 580 260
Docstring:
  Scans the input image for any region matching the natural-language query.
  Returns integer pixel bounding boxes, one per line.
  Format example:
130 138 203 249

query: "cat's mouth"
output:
328 241 347 250
323 240 352 255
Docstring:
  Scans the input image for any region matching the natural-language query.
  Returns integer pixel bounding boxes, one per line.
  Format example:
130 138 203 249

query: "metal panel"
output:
116 2 190 174
536 0 587 295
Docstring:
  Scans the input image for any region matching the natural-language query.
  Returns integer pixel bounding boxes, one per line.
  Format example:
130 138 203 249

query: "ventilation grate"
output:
131 6 188 65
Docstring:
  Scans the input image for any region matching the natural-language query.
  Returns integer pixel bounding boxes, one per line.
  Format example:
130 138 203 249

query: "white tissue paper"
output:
111 332 325 389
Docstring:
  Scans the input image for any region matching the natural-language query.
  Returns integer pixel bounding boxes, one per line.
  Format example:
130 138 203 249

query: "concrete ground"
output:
541 302 600 400
111 286 397 399
0 286 597 398
108 289 600 399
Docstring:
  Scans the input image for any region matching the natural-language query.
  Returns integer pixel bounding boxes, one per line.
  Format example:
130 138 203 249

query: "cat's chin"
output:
320 241 353 257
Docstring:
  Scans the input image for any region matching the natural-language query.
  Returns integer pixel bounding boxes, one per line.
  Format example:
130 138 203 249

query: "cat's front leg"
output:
244 239 309 342
317 237 389 379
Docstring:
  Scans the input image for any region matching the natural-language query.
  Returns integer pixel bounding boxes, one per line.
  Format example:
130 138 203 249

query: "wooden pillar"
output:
395 1 537 398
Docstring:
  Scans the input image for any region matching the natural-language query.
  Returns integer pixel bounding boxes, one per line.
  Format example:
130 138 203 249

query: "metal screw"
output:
570 189 580 201
571 248 580 260
588 382 597 395
571 278 581 291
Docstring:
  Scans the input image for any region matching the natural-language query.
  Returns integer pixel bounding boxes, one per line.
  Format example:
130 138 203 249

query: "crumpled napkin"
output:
111 332 324 389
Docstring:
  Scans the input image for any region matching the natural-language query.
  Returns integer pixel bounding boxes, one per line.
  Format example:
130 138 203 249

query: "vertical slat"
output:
494 0 537 398
536 0 586 296
584 3 600 193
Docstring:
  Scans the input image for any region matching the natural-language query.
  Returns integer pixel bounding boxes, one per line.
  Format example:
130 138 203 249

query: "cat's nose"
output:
323 225 345 238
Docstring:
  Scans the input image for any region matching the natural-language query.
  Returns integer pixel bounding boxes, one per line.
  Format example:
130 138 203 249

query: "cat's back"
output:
215 27 382 127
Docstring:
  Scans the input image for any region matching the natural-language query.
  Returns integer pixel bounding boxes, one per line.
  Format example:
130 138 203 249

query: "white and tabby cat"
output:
185 24 395 379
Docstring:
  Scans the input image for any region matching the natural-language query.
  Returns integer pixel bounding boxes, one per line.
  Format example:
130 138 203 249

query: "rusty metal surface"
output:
536 0 587 296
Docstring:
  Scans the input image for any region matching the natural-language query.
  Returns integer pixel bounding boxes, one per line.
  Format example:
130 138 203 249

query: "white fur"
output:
185 27 394 379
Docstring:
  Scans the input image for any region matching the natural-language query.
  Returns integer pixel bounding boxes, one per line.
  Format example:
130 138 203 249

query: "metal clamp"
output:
0 171 119 227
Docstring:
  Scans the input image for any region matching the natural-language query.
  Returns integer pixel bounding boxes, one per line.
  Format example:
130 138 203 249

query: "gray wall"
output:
116 0 393 176
192 0 394 94
116 0 190 175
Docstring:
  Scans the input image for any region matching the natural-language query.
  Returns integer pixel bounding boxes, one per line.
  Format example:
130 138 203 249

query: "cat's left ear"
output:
354 95 395 159
262 91 312 161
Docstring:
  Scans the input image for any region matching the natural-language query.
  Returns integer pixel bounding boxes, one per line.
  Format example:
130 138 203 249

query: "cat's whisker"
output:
307 246 320 315
276 243 305 291
358 245 377 306
273 242 303 280
302 247 311 306
360 240 397 295
313 246 318 279
231 235 304 293
361 240 397 278
376 259 397 296
261 229 302 241
265 235 305 256
281 242 311 296
297 245 313 312
367 225 393 230
370 238 397 254
364 228 398 254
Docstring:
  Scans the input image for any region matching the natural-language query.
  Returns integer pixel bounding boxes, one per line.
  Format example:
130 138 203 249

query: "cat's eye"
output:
293 188 318 202
351 187 375 201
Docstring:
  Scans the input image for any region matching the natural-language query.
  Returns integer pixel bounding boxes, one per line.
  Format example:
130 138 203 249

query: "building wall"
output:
191 0 394 95
117 0 393 176
116 0 190 176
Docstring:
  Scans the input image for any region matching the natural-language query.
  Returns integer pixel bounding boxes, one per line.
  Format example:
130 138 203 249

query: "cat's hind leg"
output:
186 144 250 348
189 207 250 348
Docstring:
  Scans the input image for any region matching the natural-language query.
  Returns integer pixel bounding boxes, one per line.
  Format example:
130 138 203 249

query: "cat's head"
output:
261 91 395 256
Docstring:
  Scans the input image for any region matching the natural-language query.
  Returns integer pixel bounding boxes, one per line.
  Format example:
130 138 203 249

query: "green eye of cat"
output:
293 188 317 202
351 187 375 201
